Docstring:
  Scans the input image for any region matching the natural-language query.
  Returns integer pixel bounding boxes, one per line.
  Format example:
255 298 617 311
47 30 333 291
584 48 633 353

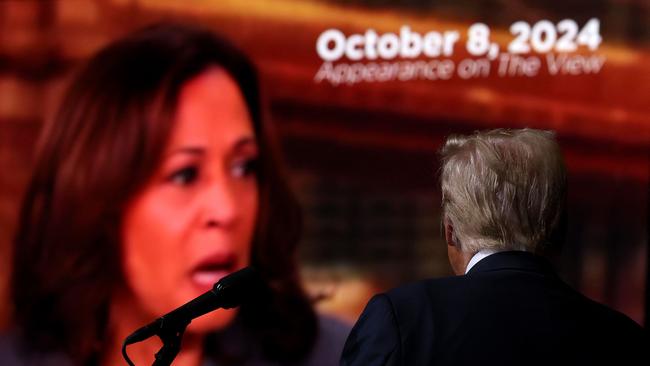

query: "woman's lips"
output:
190 252 237 288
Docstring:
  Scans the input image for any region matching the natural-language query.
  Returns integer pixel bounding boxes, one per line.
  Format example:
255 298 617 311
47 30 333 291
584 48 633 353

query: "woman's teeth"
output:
192 270 227 286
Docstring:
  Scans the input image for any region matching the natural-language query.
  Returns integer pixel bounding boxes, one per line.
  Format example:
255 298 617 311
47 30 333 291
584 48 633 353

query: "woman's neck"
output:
103 295 206 366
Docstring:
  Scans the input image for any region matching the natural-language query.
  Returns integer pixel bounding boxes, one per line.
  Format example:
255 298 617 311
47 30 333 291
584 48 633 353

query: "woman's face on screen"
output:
120 67 259 333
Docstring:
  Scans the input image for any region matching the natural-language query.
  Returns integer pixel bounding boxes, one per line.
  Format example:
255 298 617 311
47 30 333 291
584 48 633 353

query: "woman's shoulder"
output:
205 313 351 366
0 330 73 366
300 314 351 366
0 332 22 366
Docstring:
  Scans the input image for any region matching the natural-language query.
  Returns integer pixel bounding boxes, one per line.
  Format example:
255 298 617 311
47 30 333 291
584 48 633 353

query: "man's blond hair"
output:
440 128 567 254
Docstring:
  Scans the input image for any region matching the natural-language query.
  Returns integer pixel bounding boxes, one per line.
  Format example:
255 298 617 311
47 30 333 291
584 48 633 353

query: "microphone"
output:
124 266 263 345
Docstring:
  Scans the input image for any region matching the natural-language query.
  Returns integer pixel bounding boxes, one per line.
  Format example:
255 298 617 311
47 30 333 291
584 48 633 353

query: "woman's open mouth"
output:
190 253 237 289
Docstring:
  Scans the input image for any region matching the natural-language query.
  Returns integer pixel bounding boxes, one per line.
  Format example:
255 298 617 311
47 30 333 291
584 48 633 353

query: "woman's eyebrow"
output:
165 137 257 158
166 147 205 157
234 136 257 150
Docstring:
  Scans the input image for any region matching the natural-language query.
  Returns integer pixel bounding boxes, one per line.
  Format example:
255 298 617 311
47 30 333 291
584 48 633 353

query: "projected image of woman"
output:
4 23 349 366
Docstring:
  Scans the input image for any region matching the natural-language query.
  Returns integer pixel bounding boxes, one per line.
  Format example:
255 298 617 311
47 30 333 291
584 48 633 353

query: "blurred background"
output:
0 0 648 328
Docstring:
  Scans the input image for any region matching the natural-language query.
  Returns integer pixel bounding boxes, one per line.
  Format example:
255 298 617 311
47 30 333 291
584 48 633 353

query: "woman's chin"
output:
186 307 239 334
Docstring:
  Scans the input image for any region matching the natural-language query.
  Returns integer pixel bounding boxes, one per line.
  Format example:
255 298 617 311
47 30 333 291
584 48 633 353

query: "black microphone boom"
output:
124 266 262 346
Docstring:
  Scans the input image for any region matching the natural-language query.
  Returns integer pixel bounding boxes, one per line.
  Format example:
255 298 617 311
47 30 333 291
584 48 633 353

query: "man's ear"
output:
444 219 457 247
445 218 468 275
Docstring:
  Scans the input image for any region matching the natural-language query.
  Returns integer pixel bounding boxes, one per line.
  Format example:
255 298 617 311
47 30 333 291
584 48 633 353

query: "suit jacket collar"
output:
466 250 557 276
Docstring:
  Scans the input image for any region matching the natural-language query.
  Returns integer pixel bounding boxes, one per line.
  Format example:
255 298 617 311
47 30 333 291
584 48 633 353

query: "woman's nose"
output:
199 177 239 229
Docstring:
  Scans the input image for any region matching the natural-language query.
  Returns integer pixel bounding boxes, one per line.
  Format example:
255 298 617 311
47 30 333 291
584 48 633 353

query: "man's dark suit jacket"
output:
341 251 647 366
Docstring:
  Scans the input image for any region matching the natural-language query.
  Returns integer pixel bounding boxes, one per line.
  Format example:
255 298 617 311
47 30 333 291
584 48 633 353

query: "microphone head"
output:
212 266 266 308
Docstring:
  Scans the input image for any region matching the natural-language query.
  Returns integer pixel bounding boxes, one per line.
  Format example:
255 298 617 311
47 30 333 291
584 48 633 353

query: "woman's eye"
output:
168 166 198 185
231 158 258 178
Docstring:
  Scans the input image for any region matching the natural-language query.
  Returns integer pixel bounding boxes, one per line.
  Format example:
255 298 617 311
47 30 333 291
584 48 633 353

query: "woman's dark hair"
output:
11 22 316 364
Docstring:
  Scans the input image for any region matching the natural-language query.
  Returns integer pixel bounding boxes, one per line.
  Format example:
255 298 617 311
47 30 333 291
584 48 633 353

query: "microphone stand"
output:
122 267 261 366
151 320 190 366
122 317 191 366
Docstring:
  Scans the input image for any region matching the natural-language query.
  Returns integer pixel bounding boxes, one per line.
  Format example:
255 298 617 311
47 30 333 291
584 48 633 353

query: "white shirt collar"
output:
465 249 501 274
